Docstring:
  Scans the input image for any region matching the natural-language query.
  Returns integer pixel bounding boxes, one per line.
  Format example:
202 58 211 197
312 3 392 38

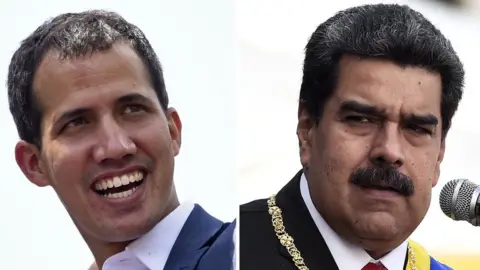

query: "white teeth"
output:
113 177 122 187
93 170 145 197
103 187 137 199
121 175 129 185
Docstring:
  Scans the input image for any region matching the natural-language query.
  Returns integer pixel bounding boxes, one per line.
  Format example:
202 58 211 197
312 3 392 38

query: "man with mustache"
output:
240 4 463 270
351 167 414 197
8 10 235 270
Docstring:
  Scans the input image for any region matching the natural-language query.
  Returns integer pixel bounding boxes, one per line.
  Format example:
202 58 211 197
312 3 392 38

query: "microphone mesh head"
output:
439 179 478 221
439 179 460 217
454 180 478 221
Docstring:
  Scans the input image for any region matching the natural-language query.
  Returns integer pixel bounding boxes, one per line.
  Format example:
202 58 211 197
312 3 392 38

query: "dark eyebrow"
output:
339 100 386 117
404 114 438 126
54 108 90 126
117 93 153 105
339 100 438 127
53 93 154 126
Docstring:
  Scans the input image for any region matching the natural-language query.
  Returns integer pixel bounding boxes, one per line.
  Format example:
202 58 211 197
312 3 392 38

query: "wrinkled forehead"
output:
331 55 443 117
33 43 156 116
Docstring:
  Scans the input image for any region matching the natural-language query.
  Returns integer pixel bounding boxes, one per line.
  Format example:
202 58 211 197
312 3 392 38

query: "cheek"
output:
45 143 89 187
130 122 173 160
410 182 432 220
311 129 370 192
132 124 176 196
315 128 370 172
405 147 439 185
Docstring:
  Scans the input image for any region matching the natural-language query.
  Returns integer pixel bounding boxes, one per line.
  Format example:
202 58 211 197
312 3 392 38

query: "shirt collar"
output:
299 174 407 270
103 201 195 270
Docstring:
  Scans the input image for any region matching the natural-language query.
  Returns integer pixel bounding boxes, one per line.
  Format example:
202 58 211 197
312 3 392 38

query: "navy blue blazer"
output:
164 204 236 270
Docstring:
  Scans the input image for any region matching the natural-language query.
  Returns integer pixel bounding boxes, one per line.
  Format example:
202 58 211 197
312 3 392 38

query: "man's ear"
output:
15 141 50 187
166 108 182 156
432 139 446 188
297 105 314 168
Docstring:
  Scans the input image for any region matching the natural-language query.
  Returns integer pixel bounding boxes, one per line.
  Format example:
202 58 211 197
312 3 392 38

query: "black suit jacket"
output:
240 170 340 270
240 170 408 270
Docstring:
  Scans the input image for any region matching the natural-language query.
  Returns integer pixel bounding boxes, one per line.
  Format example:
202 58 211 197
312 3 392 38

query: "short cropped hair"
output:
300 4 464 138
7 10 168 148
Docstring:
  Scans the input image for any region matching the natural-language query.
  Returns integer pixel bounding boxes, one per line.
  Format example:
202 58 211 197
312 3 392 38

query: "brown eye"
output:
123 104 145 114
61 117 88 133
408 124 432 135
345 115 371 123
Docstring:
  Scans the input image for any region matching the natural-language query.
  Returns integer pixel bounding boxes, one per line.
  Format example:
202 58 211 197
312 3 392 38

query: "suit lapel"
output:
164 204 223 270
274 170 339 270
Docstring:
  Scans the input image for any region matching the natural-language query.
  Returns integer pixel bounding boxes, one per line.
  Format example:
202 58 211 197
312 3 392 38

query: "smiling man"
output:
240 4 464 270
8 10 235 270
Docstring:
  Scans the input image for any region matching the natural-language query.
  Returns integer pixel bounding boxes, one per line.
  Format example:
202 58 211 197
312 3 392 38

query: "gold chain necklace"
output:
267 194 417 270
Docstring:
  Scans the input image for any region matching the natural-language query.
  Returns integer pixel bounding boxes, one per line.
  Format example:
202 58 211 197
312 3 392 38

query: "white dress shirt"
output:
102 202 195 270
300 174 407 270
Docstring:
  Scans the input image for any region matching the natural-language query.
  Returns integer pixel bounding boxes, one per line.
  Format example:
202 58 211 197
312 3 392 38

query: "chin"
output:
100 221 155 242
81 212 159 243
352 213 403 241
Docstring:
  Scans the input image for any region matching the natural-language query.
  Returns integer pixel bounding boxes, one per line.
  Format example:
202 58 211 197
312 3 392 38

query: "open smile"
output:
91 170 147 199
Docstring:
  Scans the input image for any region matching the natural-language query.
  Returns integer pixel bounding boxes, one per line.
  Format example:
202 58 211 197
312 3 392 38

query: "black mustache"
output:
350 167 414 196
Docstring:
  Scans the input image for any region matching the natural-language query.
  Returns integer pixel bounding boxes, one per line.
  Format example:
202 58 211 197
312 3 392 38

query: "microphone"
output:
439 179 480 226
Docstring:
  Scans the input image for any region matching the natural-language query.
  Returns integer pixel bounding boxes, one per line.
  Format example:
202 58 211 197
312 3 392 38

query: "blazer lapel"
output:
164 204 223 270
274 170 339 270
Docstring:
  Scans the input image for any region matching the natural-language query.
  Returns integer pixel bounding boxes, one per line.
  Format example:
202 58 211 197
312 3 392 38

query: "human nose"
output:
92 118 137 163
369 124 405 168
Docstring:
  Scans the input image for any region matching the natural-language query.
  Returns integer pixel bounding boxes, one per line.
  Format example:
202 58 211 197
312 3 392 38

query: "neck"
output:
78 194 180 269
366 250 389 260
